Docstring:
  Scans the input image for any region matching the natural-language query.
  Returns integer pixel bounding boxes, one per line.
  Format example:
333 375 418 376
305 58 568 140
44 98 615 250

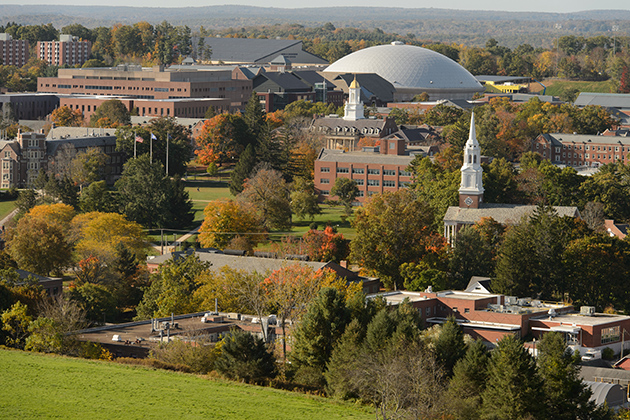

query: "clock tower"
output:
459 112 484 208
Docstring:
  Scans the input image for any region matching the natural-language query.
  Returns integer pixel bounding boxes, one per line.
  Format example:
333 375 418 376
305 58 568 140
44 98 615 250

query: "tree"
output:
264 264 334 360
195 113 249 165
290 177 320 221
330 178 358 216
90 99 130 127
71 211 148 264
1 301 32 348
301 226 349 263
446 339 489 420
620 65 630 93
198 200 266 249
481 335 543 420
51 106 84 127
80 180 116 213
229 143 256 196
243 91 266 143
68 282 118 324
135 254 209 320
5 204 74 276
448 225 497 289
214 329 276 383
238 167 292 231
537 331 612 420
434 315 466 377
290 287 351 387
324 319 365 399
71 147 107 189
115 155 193 229
350 189 441 289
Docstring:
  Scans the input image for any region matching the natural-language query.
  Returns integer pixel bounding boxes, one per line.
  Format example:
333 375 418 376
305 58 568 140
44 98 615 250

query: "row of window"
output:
320 179 408 188
321 167 411 176
538 143 628 152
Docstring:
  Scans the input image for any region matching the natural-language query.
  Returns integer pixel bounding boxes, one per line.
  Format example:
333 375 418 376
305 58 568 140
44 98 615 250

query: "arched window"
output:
473 155 477 164
468 155 472 164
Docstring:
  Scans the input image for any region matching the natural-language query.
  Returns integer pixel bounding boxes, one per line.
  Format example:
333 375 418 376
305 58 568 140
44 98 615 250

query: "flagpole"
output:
134 131 137 158
166 132 170 176
150 132 153 162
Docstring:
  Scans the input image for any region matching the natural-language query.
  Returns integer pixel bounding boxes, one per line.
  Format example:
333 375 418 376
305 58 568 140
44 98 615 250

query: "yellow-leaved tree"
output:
198 200 266 250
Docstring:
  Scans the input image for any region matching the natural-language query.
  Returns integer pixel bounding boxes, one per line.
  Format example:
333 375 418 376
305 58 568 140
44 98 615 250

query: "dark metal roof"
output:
575 92 630 108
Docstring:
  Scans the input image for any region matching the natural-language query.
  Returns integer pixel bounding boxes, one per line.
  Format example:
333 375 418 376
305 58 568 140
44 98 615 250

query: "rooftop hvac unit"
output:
580 306 596 316
506 296 518 305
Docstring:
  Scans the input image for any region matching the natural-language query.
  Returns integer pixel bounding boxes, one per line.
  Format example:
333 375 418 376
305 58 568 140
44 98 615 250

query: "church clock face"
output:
464 197 473 206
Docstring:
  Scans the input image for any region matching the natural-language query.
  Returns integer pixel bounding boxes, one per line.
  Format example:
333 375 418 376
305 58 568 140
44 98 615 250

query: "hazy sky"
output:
9 1 630 13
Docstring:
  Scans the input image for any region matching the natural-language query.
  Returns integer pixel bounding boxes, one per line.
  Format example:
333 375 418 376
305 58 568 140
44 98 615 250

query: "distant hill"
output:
1 5 629 48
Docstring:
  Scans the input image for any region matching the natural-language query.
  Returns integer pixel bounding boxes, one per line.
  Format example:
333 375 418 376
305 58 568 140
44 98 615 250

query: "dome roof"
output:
324 43 482 92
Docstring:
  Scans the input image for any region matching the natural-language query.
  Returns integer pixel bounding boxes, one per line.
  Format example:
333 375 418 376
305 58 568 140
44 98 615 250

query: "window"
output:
367 169 380 175
320 179 329 184
367 179 380 186
357 190 364 197
355 179 364 186
389 142 395 149
383 169 396 176
320 190 329 196
352 168 364 174
601 326 620 344
464 308 470 313
383 180 396 187
336 167 349 173
426 307 431 316
4 151 10 158
399 170 411 177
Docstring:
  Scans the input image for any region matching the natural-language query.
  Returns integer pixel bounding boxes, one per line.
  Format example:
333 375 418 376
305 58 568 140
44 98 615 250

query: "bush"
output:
309 222 318 230
602 347 615 360
214 329 276 383
149 336 220 374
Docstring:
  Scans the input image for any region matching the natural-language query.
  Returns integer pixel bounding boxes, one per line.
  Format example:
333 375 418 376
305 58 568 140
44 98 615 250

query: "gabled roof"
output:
465 276 493 293
192 37 328 65
328 73 396 103
444 204 580 226
575 92 630 109
254 71 311 92
382 126 439 143
292 70 332 89
147 250 359 280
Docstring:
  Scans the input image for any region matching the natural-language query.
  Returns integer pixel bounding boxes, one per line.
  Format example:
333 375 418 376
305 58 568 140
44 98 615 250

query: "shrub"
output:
602 347 615 360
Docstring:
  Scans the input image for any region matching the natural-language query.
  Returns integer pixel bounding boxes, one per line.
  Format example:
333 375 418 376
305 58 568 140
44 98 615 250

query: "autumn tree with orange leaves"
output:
195 113 250 166
350 189 443 290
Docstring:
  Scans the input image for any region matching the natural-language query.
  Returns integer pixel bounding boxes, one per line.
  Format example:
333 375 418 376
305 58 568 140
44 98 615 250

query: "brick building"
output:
0 33 29 68
533 132 630 168
59 95 231 121
374 278 630 354
314 140 423 203
0 93 59 121
0 129 124 188
38 65 252 111
37 34 91 67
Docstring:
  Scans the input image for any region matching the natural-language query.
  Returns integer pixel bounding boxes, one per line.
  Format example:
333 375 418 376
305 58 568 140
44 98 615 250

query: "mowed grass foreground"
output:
0 349 373 420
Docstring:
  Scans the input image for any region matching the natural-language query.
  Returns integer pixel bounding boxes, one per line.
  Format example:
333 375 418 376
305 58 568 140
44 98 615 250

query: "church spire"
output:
459 112 484 208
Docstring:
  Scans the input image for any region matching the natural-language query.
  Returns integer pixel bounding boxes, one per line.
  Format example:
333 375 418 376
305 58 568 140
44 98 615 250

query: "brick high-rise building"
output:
37 34 91 67
0 33 29 68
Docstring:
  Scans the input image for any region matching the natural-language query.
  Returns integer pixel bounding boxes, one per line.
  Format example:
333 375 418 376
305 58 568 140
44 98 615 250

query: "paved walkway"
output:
150 225 201 255
0 208 18 229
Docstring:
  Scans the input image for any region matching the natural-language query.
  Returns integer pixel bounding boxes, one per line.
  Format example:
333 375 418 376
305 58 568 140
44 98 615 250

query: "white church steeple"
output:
459 112 484 208
343 75 365 121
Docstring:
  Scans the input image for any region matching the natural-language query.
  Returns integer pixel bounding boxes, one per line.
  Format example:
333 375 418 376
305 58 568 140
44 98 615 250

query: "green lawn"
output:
538 79 618 99
0 199 16 222
0 349 373 420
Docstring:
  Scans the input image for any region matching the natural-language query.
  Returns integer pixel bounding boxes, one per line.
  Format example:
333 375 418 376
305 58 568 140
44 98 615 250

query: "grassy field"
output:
0 199 17 222
529 79 618 98
0 349 373 420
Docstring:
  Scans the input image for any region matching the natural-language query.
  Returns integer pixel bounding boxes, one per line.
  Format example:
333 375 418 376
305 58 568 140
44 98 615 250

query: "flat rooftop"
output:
534 312 630 327
368 290 431 305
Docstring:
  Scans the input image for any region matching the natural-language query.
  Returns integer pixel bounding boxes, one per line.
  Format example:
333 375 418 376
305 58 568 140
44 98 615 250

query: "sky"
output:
8 1 630 13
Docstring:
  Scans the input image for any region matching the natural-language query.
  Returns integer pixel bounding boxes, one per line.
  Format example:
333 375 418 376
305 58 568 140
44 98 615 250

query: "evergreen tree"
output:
538 332 613 420
446 339 489 420
448 225 496 289
229 143 256 196
165 175 194 229
324 319 364 399
481 335 544 420
434 315 466 377
290 287 350 386
214 328 276 383
243 91 266 144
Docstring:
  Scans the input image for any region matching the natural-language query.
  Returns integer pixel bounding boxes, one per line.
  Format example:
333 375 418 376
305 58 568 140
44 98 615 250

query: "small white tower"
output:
343 75 365 121
459 112 484 208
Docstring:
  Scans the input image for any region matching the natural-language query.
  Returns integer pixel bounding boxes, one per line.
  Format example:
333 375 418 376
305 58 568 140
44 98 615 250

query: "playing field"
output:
0 349 373 420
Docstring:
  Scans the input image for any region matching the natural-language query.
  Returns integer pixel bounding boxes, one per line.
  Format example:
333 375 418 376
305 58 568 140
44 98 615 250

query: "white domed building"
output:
324 42 484 101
